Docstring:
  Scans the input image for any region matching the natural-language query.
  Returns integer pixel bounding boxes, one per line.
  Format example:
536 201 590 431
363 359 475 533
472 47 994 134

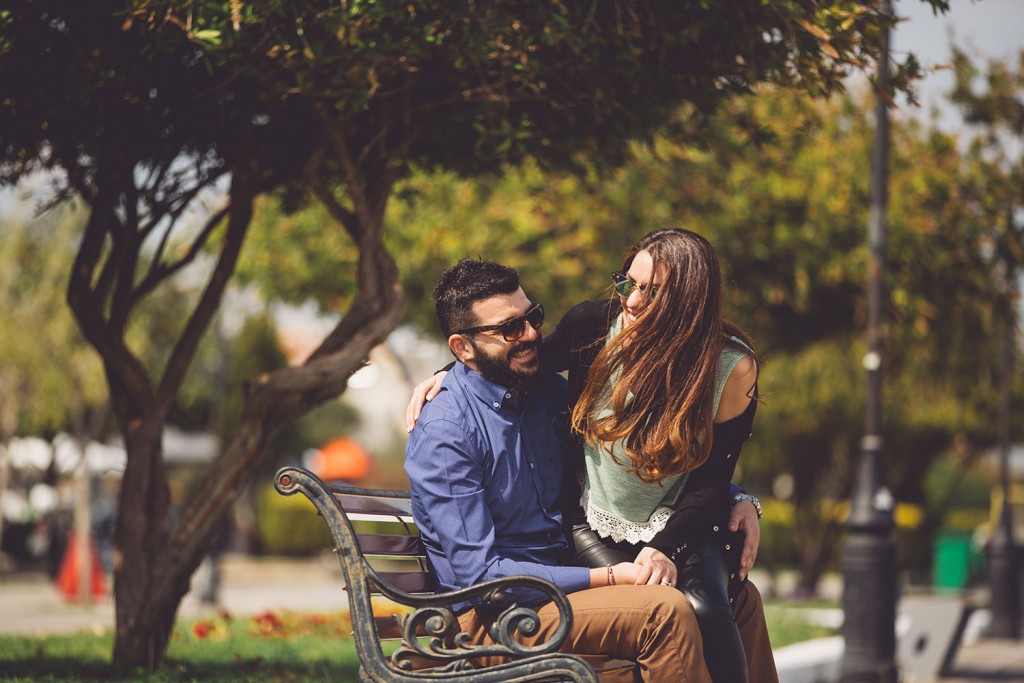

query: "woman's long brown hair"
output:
570 228 756 483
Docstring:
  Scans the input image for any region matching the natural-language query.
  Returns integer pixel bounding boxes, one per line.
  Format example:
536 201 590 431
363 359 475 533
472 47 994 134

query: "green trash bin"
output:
933 531 973 592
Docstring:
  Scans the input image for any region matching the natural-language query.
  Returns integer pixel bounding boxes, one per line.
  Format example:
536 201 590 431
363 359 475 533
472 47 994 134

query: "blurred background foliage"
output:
2 46 1021 594
0 202 107 440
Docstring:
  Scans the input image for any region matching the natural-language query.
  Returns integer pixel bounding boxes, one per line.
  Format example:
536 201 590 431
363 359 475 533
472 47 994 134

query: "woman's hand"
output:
633 546 677 587
729 499 761 580
405 372 448 432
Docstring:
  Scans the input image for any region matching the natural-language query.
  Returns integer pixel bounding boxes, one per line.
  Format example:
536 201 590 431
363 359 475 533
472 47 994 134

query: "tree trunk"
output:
0 380 19 569
110 213 401 672
108 244 404 669
103 136 262 671
88 113 405 670
794 507 845 596
0 442 11 571
795 509 826 596
111 411 174 669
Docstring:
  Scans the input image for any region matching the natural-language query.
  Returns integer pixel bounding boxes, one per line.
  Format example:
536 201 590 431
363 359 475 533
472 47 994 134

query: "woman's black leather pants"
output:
569 523 749 683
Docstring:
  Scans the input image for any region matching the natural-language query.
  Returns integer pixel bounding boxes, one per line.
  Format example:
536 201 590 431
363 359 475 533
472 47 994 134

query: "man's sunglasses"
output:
612 271 660 299
454 302 545 342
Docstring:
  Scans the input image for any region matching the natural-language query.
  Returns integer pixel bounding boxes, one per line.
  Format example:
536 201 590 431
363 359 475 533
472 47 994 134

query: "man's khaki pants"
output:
459 583 711 683
457 580 779 683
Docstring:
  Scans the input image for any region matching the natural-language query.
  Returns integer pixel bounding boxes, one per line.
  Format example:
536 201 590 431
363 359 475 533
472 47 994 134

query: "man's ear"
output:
448 334 475 365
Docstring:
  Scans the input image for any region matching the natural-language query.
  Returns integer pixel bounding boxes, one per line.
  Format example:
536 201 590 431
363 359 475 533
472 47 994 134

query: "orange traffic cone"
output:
56 534 107 602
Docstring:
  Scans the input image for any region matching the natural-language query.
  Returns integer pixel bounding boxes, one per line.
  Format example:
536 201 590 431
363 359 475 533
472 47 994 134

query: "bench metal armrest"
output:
370 570 577 672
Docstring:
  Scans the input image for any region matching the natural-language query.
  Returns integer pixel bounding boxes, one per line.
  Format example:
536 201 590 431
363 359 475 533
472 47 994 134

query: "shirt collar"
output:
452 361 520 412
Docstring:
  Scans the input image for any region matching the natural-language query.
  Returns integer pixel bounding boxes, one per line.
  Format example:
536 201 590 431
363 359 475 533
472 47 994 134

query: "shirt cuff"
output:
558 566 592 595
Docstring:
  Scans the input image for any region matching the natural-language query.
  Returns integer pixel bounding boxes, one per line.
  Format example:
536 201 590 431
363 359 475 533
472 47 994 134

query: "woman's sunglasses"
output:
611 272 660 299
454 302 545 341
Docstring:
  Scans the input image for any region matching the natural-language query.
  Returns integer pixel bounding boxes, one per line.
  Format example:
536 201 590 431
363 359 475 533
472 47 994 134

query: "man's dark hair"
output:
433 258 521 337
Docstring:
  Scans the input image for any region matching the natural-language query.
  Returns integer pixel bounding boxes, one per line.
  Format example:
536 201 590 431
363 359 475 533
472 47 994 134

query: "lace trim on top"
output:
580 484 674 544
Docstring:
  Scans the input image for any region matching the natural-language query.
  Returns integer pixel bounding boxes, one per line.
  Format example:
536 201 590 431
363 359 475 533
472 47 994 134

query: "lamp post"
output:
984 285 1020 639
839 2 899 680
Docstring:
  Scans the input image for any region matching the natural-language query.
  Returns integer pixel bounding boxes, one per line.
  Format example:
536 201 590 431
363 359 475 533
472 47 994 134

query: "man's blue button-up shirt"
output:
404 362 591 610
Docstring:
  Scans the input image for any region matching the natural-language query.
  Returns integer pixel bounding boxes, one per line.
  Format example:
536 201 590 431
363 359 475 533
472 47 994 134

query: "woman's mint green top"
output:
580 314 749 544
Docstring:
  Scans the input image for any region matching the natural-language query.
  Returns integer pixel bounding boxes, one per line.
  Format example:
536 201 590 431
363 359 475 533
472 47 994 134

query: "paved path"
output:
944 638 1024 682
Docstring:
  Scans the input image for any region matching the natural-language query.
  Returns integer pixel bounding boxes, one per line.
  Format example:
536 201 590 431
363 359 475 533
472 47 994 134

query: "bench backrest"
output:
330 486 433 596
328 484 439 639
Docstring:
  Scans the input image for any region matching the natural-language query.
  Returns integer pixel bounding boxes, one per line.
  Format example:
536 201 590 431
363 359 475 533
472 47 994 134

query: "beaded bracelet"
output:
607 565 615 586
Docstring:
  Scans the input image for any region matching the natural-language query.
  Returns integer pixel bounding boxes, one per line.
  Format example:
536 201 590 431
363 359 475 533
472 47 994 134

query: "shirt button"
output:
725 544 731 550
713 526 719 532
529 462 535 469
505 393 511 399
726 453 732 459
730 573 736 579
492 402 500 408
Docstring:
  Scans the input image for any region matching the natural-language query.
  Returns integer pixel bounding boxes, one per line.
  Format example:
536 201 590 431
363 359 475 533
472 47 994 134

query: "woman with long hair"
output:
547 228 762 682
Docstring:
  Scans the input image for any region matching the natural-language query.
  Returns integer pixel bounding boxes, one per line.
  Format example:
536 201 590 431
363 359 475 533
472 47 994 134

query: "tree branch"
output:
140 179 206 259
134 201 231 302
304 149 359 235
311 103 375 241
109 190 142 336
91 211 127 311
155 134 259 405
67 189 153 403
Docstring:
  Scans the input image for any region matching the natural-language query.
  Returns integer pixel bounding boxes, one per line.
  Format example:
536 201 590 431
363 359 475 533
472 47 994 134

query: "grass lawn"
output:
0 604 837 682
0 612 363 682
765 601 840 648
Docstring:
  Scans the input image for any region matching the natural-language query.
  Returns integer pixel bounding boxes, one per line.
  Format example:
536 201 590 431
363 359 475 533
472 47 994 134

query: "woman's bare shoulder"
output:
714 355 757 424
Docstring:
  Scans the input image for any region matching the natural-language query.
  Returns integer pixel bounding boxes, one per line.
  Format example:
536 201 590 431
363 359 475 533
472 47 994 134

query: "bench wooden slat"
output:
334 492 415 517
373 615 406 641
347 511 416 524
375 571 434 594
356 532 424 556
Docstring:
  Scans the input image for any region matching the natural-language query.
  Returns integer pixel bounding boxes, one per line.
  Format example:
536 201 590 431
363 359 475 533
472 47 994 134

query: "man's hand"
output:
405 372 448 432
729 499 761 580
592 562 645 587
611 562 642 586
633 546 677 587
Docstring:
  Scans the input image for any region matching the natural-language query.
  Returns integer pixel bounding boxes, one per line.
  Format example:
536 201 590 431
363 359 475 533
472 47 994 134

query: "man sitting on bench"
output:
405 259 772 682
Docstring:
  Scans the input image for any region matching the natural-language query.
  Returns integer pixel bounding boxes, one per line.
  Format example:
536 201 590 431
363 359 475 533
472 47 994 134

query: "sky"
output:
893 0 1024 129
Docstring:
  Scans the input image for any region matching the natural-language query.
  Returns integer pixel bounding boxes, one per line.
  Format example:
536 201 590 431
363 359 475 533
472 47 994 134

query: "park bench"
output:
274 466 638 683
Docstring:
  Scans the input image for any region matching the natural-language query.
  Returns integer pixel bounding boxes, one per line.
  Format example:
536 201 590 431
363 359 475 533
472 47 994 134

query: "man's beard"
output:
472 339 545 395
